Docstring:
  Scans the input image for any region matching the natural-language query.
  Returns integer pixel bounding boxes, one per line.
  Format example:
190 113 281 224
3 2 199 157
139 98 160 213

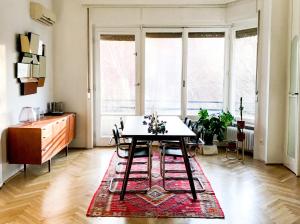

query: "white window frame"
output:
142 28 184 117
184 27 230 121
93 28 141 146
229 22 258 126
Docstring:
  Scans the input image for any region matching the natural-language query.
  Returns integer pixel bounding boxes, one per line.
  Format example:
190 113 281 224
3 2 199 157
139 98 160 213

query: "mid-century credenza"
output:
7 113 76 172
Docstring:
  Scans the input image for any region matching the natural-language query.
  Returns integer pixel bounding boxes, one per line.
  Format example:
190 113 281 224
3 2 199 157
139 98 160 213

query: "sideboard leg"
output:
65 145 68 157
24 164 26 175
48 160 51 172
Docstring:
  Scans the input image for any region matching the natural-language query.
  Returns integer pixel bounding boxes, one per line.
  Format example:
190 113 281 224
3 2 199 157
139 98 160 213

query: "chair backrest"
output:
112 126 120 145
183 117 188 124
185 118 192 128
120 119 124 130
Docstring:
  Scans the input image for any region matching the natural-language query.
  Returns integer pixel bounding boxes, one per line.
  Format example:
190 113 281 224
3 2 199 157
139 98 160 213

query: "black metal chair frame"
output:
160 144 205 193
109 126 152 194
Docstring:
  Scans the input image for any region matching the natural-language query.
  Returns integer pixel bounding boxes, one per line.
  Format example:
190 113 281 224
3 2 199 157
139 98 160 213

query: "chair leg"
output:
148 145 152 188
162 149 166 190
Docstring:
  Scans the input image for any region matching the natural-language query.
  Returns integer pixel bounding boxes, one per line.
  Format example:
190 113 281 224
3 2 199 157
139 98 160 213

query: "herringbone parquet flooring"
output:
0 148 299 224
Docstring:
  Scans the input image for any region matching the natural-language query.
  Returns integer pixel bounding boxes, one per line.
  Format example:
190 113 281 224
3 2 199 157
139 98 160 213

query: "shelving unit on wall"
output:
16 32 46 95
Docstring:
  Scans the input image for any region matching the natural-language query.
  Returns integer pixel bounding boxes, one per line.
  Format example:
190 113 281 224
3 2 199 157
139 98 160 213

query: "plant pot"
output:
203 133 214 145
203 144 218 155
237 120 245 129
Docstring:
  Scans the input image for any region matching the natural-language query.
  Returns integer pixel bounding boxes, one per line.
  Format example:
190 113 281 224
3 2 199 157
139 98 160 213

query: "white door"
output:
94 29 141 146
285 35 299 175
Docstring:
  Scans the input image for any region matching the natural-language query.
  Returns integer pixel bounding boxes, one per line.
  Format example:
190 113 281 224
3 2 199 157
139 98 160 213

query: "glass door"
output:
95 30 140 146
144 30 183 115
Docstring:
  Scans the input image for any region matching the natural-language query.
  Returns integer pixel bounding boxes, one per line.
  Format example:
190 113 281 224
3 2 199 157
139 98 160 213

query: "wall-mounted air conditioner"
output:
30 2 56 26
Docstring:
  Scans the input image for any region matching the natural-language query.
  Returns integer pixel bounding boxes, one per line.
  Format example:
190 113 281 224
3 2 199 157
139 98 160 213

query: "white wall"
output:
254 0 271 161
0 0 54 186
90 7 227 27
226 0 257 24
266 0 289 163
254 0 290 163
80 0 242 6
53 0 88 148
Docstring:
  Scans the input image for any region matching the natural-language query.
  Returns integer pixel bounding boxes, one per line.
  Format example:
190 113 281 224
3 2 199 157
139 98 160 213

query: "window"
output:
145 32 182 115
232 28 258 122
186 32 225 115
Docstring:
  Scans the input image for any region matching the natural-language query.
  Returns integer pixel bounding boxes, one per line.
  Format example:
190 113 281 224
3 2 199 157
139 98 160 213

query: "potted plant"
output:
197 109 234 155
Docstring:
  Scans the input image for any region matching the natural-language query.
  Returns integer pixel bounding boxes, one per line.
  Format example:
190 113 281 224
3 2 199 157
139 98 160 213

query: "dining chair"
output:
159 130 205 193
109 126 152 194
159 117 192 148
115 119 149 145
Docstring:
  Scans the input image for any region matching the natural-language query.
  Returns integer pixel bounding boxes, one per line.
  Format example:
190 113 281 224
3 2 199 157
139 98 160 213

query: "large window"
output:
95 27 258 145
145 32 182 115
231 28 258 122
187 32 225 115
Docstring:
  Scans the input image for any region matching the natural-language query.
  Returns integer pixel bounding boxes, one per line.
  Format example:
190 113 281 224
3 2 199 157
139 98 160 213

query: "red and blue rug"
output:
87 151 224 218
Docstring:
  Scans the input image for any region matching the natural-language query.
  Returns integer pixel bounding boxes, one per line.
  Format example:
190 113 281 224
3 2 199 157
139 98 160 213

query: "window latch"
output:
183 80 186 87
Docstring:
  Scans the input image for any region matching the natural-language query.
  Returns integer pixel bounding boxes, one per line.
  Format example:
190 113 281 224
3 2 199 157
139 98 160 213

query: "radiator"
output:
226 126 254 151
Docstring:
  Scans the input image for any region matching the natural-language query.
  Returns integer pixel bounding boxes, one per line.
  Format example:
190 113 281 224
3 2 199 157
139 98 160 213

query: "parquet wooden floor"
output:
0 148 299 224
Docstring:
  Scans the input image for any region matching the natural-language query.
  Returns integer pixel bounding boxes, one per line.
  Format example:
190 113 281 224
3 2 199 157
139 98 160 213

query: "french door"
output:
94 28 228 146
94 29 141 145
285 35 300 175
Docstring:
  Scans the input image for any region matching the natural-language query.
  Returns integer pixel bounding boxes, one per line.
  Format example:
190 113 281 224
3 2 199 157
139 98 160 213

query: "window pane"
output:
100 35 136 115
187 34 225 115
145 33 182 115
232 35 257 122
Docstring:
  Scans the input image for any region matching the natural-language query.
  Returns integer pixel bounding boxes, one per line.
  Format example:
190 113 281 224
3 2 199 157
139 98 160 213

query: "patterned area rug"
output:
87 150 224 218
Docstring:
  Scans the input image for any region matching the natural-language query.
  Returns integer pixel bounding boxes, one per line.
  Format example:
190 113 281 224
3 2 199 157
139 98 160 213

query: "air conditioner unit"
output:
30 2 56 26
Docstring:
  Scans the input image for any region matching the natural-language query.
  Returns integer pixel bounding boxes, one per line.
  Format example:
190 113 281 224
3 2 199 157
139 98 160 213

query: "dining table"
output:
120 116 198 200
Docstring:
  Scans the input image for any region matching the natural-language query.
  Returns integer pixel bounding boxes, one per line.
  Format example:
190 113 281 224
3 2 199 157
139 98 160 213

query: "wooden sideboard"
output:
7 113 76 172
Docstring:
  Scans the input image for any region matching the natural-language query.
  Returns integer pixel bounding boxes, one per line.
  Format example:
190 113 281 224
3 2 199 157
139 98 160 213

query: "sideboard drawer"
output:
53 117 67 135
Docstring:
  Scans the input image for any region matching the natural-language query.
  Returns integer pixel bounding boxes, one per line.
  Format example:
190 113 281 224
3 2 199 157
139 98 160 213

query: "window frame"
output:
184 27 230 121
229 23 258 125
142 28 184 117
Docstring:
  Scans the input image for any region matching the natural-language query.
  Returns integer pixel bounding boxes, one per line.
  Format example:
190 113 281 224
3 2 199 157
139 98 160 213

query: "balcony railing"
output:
100 99 224 115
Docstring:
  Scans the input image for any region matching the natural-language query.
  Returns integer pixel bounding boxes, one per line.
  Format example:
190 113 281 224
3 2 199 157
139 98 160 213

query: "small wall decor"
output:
16 32 46 95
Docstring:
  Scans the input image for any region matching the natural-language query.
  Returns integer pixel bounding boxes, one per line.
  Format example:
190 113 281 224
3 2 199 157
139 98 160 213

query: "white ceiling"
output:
80 0 242 7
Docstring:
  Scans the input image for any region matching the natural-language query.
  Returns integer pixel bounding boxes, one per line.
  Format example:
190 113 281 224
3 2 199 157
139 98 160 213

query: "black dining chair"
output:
115 118 149 145
159 130 205 193
109 125 152 194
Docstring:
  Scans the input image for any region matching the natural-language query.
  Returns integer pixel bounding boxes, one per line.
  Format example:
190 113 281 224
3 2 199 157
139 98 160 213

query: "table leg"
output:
120 137 137 200
180 137 197 200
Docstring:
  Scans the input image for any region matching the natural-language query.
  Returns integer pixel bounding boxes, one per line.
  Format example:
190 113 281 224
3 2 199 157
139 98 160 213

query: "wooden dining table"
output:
120 116 197 200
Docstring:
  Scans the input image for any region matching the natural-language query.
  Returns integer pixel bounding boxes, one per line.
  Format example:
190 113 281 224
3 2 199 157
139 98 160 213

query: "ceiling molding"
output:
80 0 241 7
